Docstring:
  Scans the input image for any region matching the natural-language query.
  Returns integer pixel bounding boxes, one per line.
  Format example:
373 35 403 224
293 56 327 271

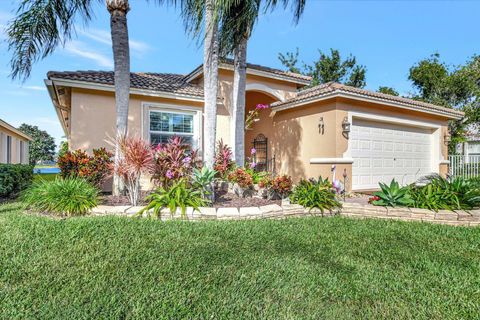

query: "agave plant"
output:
192 166 216 201
371 179 414 207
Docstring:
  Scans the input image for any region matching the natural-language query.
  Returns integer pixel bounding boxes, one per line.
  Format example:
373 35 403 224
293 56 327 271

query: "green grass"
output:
1 202 480 319
33 173 58 182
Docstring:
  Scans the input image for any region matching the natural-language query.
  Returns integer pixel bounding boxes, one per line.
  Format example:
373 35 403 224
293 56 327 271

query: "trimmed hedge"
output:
0 164 34 199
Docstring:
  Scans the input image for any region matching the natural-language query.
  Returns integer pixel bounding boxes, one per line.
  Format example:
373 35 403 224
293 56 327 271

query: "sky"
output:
0 0 479 148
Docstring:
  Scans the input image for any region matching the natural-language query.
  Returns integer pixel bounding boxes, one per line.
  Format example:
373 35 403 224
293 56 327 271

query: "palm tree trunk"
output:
231 35 248 167
107 0 131 196
203 0 219 169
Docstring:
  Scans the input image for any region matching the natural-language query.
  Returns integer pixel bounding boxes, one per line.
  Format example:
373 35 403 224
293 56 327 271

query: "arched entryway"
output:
244 90 280 171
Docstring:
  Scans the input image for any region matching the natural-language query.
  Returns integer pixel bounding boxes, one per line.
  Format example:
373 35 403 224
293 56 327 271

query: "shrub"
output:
57 148 113 187
192 167 216 200
152 136 200 187
139 179 206 218
228 167 253 188
371 179 414 207
289 177 341 214
270 175 293 199
114 137 155 206
0 164 33 199
258 175 272 188
214 140 235 179
411 175 480 211
22 177 98 216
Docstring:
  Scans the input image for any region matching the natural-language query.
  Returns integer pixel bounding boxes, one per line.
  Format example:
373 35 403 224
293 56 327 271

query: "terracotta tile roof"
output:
47 71 204 97
185 58 312 84
271 82 464 119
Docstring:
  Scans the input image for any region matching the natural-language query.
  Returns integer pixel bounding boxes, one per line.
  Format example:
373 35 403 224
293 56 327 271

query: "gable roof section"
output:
47 71 204 98
271 82 464 120
0 119 33 141
184 58 311 85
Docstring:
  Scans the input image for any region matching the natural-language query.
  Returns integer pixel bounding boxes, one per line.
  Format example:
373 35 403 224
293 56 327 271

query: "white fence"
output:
448 155 480 178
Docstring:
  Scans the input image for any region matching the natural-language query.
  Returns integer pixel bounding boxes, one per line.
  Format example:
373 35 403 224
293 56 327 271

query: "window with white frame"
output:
149 110 196 147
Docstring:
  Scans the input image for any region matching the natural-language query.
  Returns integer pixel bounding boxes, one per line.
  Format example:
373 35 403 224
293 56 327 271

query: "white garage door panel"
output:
351 119 433 190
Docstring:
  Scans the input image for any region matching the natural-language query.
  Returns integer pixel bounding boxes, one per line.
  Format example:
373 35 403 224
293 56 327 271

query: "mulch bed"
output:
213 190 281 208
100 190 281 209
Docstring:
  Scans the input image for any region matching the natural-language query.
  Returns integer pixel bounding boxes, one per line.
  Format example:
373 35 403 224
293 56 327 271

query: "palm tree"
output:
7 0 131 196
218 0 306 167
181 0 221 169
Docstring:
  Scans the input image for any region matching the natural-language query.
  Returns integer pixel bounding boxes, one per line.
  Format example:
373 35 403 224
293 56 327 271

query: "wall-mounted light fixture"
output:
342 116 351 138
318 117 324 134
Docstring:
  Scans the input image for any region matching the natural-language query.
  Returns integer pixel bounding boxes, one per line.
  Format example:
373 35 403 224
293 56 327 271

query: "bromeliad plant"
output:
152 136 200 187
139 179 206 219
290 177 341 214
213 139 235 179
371 179 414 207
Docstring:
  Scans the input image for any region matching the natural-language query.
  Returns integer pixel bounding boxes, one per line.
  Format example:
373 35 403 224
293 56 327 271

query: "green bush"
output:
192 167 216 200
289 177 341 214
371 179 414 207
411 176 480 211
0 164 33 199
22 177 99 216
139 179 206 218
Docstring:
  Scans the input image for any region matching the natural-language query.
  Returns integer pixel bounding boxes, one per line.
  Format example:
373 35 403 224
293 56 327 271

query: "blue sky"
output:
0 0 479 147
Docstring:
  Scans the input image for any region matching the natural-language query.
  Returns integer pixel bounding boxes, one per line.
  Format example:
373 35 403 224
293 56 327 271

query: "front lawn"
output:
1 203 479 319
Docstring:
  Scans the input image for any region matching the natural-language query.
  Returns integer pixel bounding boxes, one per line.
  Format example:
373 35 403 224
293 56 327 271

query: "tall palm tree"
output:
181 0 222 169
7 0 131 196
218 0 306 166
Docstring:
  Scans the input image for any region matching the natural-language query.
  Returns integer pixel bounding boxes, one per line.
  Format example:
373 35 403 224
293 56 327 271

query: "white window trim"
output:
141 102 202 152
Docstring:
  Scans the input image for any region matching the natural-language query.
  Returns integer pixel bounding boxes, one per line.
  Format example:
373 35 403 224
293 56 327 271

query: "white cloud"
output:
78 27 151 54
22 85 46 91
64 41 113 68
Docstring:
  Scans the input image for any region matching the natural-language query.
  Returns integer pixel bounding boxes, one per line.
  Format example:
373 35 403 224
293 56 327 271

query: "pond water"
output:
34 167 61 174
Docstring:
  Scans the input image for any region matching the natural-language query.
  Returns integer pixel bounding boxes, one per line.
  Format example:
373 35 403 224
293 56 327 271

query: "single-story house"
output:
45 60 463 191
0 119 32 164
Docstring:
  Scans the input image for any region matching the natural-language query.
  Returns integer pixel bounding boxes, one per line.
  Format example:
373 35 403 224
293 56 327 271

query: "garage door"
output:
351 119 433 190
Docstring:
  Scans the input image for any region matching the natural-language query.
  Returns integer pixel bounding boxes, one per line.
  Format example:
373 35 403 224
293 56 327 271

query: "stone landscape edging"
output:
91 202 480 226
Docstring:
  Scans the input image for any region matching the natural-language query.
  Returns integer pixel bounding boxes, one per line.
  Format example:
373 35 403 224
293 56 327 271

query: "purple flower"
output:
250 148 256 155
249 162 256 169
256 103 269 110
166 170 174 179
183 156 191 164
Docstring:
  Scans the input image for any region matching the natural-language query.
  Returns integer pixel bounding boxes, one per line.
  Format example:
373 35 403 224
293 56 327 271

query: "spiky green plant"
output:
192 167 216 200
372 179 414 207
139 179 206 219
289 177 341 214
22 177 98 216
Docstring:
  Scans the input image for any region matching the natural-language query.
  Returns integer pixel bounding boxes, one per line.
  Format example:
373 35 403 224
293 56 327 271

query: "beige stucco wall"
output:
266 97 451 190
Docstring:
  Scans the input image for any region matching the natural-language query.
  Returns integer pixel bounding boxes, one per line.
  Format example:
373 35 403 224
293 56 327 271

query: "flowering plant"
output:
151 136 200 187
214 139 235 179
245 103 269 129
368 195 381 204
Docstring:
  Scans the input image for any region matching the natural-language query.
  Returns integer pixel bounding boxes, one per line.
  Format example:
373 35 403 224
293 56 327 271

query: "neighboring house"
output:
0 119 32 165
457 124 480 156
45 60 463 191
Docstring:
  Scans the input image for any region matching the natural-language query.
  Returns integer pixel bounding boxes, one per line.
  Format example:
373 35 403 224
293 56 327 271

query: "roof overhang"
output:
0 119 33 141
48 77 205 103
270 91 464 120
184 63 311 86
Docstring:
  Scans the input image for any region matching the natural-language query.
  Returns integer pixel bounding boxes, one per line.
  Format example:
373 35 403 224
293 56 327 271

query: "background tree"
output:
279 48 367 87
408 53 480 153
377 86 399 96
18 124 56 165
